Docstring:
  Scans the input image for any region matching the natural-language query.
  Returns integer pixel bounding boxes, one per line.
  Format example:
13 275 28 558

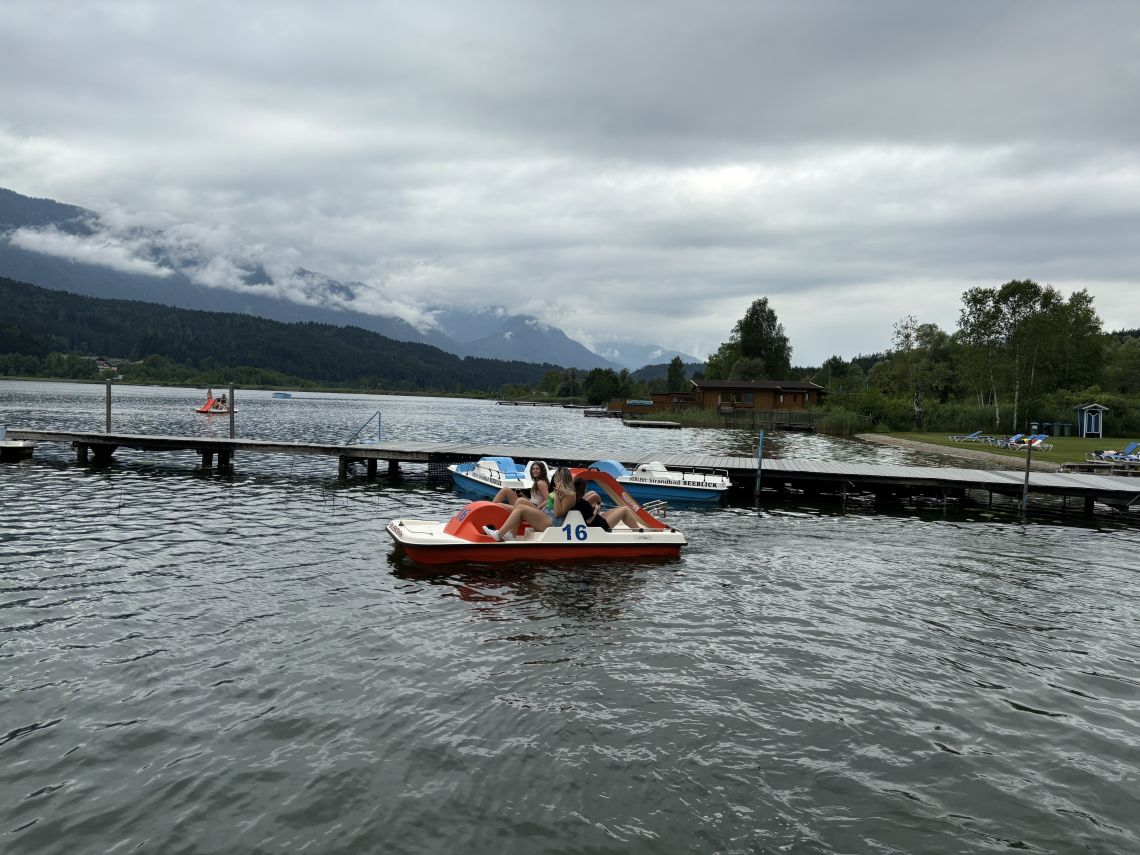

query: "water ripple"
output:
1 381 1139 853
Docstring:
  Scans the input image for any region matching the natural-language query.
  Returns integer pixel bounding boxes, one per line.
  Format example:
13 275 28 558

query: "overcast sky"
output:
2 1 1138 364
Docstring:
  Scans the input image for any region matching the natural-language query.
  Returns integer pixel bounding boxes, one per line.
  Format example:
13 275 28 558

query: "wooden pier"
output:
4 429 1138 513
623 419 682 430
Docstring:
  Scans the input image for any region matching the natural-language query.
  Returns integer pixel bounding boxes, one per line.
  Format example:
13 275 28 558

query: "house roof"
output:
690 379 826 392
1074 403 1109 411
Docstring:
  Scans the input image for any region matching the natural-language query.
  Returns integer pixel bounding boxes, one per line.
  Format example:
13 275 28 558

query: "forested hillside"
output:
0 277 555 393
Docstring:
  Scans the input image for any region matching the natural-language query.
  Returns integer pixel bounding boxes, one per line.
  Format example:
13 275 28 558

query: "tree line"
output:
809 280 1139 434
0 277 560 394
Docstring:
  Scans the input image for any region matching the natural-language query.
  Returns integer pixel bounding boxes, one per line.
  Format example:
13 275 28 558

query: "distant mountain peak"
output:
1 186 690 372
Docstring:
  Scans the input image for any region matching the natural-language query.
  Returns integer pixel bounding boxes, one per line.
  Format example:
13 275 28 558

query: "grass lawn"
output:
885 432 1137 466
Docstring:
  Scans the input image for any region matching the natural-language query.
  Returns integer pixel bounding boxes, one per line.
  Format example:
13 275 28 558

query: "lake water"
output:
2 380 1138 854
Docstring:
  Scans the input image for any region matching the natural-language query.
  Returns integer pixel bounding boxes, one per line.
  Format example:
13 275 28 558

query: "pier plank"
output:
6 428 1138 510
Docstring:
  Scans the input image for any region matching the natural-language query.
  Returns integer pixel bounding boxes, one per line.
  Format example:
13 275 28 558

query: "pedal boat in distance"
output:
196 396 233 415
587 459 730 504
387 468 686 565
447 456 551 500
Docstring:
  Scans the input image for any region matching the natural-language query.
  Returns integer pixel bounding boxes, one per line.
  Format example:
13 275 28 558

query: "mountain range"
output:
0 187 700 371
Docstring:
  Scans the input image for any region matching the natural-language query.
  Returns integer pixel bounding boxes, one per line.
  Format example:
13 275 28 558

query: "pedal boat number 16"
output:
387 468 686 565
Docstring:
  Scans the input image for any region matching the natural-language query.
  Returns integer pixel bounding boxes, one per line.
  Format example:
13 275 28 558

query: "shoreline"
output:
854 433 1062 472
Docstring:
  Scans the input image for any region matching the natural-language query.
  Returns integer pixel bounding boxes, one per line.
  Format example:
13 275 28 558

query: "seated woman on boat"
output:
573 478 610 531
578 477 645 531
492 461 550 508
484 467 576 541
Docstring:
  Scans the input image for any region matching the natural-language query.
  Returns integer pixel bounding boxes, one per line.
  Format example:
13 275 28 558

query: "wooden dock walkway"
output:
5 429 1138 512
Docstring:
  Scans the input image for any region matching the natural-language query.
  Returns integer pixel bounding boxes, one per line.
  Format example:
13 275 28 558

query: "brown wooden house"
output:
651 379 826 413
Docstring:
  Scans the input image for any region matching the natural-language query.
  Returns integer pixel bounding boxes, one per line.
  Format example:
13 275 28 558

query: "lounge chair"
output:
1088 441 1138 462
1013 434 1052 452
1103 442 1139 462
947 430 983 442
998 434 1025 449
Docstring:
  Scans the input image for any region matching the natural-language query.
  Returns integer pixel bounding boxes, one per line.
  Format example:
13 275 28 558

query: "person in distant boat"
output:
484 467 576 541
492 461 550 508
214 394 228 411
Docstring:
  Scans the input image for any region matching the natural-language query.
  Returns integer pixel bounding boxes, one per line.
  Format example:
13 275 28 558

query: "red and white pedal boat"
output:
387 468 686 565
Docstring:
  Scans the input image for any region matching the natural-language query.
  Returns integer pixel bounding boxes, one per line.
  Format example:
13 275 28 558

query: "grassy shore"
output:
876 432 1133 466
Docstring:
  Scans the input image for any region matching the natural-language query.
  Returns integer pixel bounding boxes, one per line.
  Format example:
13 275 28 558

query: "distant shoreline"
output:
855 433 1062 472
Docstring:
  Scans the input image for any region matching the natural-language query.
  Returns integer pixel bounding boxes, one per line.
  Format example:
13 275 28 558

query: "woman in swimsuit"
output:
484 467 575 541
492 461 550 508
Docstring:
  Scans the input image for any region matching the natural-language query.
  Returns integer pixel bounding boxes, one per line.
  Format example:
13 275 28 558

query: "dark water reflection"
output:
2 381 1139 853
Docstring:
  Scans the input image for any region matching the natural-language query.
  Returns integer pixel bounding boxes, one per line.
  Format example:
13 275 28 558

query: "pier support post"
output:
105 380 112 432
217 450 231 473
367 458 378 479
338 456 350 479
228 385 235 439
388 459 399 477
754 429 764 498
1021 442 1033 517
202 450 214 469
92 444 116 463
1084 497 1095 515
76 443 89 464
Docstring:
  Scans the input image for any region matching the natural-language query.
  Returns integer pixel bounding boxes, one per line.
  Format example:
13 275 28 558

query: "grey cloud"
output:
1 0 1138 363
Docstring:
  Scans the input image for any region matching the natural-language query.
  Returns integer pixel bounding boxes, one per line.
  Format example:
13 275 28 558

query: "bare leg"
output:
601 506 642 530
492 487 521 505
500 503 553 538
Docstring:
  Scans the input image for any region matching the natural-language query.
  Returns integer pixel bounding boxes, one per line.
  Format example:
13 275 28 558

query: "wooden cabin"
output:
655 379 826 413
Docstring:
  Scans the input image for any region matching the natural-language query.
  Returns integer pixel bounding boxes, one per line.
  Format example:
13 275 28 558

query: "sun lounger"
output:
1012 434 1052 452
1103 442 1139 462
947 430 983 442
1088 441 1138 461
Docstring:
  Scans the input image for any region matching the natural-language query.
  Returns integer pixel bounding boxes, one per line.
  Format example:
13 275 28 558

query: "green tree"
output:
958 280 1100 431
703 340 740 380
729 356 768 381
734 297 792 378
539 369 564 396
891 315 924 430
582 368 621 404
666 355 686 390
1105 337 1140 394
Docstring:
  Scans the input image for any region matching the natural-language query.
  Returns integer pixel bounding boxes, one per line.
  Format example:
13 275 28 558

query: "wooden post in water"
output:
754 429 765 498
228 385 235 439
1021 440 1033 517
105 380 112 432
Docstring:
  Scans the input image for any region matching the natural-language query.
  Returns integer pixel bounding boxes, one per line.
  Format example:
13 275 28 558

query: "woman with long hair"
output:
484 466 575 541
492 461 550 508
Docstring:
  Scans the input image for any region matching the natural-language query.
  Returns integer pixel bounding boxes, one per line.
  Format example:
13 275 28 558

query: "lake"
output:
2 380 1138 854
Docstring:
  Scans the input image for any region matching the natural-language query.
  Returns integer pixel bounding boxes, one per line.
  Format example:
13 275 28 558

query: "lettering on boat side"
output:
631 477 726 487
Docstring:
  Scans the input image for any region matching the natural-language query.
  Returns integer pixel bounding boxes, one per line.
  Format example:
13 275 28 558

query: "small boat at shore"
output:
448 457 551 499
388 468 686 565
587 459 730 503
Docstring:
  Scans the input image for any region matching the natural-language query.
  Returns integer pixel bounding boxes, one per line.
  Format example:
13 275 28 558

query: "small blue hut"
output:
1074 403 1108 439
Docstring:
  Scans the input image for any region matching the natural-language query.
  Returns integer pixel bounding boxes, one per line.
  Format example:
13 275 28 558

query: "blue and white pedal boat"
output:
447 457 550 500
587 459 730 504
